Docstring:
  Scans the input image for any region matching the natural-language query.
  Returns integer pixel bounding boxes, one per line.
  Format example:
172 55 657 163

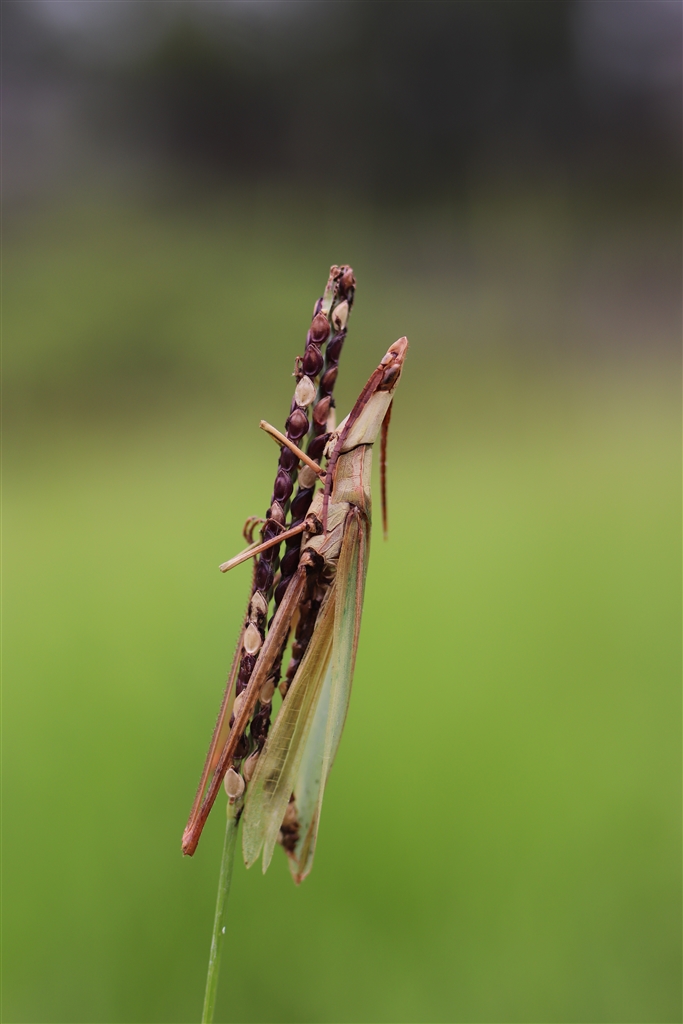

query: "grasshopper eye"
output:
379 363 400 389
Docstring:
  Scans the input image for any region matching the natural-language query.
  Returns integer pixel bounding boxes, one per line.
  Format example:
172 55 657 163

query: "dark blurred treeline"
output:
3 0 680 206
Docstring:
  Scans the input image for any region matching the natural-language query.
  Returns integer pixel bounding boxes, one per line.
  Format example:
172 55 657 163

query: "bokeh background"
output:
3 2 681 1022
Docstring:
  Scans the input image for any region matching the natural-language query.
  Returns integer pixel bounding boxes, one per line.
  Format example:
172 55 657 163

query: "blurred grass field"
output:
3 193 680 1023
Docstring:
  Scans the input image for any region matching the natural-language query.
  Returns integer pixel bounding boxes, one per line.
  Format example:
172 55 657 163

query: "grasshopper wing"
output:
242 584 337 872
243 508 369 880
287 508 369 882
242 509 369 880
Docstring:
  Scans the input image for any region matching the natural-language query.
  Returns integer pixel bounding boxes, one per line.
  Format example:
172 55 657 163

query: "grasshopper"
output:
183 317 407 884
243 336 408 881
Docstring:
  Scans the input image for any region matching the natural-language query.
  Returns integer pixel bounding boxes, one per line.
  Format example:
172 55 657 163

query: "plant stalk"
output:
202 800 240 1024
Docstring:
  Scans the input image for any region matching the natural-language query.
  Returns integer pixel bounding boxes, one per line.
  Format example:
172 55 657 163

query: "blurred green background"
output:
3 3 681 1023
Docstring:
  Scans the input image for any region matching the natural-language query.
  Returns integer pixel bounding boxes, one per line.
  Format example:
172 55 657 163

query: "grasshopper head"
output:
337 337 408 451
378 336 409 391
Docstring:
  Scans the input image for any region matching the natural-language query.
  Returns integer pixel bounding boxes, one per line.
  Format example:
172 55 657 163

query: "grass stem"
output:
201 801 240 1024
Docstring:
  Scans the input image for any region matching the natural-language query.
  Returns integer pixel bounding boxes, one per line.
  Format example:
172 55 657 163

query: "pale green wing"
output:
288 508 369 883
241 585 337 872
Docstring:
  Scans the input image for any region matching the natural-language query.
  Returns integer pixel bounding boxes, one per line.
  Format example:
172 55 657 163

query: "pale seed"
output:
232 690 246 720
294 375 317 408
224 768 245 801
243 623 262 655
249 590 268 620
243 752 259 782
332 300 349 330
259 678 275 704
298 464 317 489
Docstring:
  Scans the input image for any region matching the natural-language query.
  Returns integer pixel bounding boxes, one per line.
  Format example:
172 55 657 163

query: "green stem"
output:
202 801 240 1024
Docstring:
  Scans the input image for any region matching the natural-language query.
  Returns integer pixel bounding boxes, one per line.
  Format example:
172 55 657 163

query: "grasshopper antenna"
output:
259 421 326 479
380 401 392 540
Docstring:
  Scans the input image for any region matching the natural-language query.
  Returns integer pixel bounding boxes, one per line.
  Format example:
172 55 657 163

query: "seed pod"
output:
273 468 294 503
259 678 275 704
224 767 245 801
286 408 309 440
269 502 286 526
332 300 349 331
262 518 281 543
232 690 246 721
313 396 331 427
307 434 328 462
326 330 345 363
279 445 298 472
279 547 300 579
294 375 317 407
249 590 268 621
298 464 317 489
243 751 259 783
320 366 338 392
290 485 313 519
240 654 256 677
254 560 274 592
243 623 262 655
302 345 324 377
309 312 329 345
